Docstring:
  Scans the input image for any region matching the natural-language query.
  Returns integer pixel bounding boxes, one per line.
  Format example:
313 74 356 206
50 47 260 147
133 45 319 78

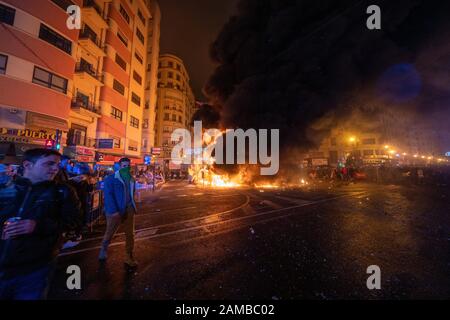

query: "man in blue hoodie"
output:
99 158 137 267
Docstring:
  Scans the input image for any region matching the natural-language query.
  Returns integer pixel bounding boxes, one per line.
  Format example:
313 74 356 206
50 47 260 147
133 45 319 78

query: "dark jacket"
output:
0 177 82 279
103 171 137 216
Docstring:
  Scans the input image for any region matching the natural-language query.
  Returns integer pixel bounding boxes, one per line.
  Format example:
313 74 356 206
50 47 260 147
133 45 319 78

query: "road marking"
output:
274 195 313 206
177 194 188 197
259 200 284 209
193 193 204 196
59 192 366 256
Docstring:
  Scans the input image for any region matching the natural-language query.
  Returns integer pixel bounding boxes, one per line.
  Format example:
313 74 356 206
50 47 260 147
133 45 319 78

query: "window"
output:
172 114 176 122
363 138 376 145
136 28 144 44
164 113 169 121
117 30 128 47
147 64 151 71
330 138 337 146
51 0 75 11
178 116 182 123
137 9 145 25
111 106 123 121
32 67 68 94
39 24 72 54
166 82 174 88
131 92 141 106
112 136 121 148
143 119 149 129
157 72 161 79
130 116 139 128
68 124 87 146
145 100 150 109
0 3 15 25
168 61 173 68
133 71 142 85
0 54 7 74
363 150 374 156
119 5 130 24
176 74 181 81
134 51 143 64
176 64 181 71
168 72 173 78
115 53 127 70
113 79 125 95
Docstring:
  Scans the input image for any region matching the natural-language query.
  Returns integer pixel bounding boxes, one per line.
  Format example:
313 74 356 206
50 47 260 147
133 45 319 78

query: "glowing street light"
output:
349 136 356 143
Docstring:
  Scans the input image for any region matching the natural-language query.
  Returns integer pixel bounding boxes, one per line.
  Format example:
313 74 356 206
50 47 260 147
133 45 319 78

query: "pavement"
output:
48 180 450 299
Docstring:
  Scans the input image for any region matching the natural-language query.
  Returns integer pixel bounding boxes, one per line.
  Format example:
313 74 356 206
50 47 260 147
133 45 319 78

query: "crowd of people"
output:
0 148 160 300
305 164 450 186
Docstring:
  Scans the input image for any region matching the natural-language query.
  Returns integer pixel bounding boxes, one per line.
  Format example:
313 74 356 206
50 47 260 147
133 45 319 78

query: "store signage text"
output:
0 128 56 140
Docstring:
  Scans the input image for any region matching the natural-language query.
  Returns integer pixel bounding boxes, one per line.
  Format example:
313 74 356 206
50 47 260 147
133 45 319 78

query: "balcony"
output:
82 0 109 29
71 97 102 116
74 61 104 86
79 29 106 57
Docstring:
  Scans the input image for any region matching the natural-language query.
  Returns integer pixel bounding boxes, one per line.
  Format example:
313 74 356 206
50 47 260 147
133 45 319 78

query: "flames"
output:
188 164 243 188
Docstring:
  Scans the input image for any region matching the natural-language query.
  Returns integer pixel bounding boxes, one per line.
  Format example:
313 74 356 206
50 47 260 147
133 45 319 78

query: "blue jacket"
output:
103 172 137 215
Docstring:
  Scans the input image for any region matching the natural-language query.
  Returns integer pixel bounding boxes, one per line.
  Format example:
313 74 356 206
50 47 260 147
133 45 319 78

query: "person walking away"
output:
98 158 138 268
0 149 82 300
62 164 95 249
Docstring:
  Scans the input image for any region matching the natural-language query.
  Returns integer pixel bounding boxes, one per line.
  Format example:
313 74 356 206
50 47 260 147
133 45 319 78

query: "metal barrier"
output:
86 189 103 232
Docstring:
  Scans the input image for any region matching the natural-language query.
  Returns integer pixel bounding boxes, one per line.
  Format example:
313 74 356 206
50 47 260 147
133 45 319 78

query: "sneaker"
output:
98 247 108 261
61 240 80 250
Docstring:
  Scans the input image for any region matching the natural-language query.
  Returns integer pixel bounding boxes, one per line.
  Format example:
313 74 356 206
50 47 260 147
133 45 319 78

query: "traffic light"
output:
45 139 55 149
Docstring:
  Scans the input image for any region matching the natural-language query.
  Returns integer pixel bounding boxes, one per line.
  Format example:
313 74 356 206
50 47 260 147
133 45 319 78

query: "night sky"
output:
158 0 239 100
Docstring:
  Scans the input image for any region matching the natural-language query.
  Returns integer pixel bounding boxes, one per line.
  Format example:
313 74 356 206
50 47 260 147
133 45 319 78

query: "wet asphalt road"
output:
48 181 450 300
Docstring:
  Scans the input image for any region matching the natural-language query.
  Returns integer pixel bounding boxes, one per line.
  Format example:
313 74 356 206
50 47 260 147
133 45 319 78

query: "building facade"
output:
0 0 162 166
96 0 151 164
0 0 81 161
141 0 160 157
155 54 195 161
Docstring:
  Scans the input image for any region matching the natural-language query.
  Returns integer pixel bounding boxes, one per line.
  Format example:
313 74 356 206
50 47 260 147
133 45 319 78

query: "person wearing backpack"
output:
0 149 82 300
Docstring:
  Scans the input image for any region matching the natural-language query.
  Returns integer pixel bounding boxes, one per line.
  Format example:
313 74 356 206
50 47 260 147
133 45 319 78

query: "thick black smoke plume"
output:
204 0 450 164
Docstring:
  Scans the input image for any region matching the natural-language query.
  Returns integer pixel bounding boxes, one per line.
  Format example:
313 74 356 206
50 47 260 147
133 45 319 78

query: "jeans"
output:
102 207 135 256
0 264 54 300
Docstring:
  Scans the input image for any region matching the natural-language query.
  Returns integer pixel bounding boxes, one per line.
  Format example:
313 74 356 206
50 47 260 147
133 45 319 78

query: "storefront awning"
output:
26 112 69 132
